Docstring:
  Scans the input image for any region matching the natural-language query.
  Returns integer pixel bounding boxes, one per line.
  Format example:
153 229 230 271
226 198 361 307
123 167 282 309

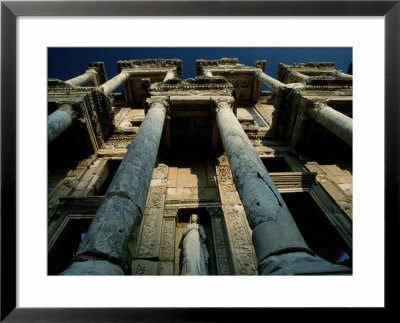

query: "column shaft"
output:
215 101 351 275
289 70 310 84
254 69 285 91
48 104 76 142
65 69 97 87
100 70 130 95
61 101 167 275
335 71 353 79
313 106 352 146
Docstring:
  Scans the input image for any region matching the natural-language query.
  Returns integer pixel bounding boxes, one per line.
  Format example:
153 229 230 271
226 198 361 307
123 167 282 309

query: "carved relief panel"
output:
216 154 258 275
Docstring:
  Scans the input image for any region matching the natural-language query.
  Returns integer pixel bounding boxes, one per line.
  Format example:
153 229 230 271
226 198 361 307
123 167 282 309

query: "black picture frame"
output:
1 1 398 321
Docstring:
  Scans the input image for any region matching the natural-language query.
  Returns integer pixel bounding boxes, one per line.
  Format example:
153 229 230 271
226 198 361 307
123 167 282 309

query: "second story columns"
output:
65 68 98 87
312 105 353 146
254 68 286 91
100 70 130 95
48 104 77 142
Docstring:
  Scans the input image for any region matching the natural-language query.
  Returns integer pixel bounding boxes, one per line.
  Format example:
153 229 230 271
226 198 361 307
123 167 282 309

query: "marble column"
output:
312 105 352 146
163 69 177 82
288 70 310 84
61 99 168 275
254 69 286 91
215 98 351 275
48 104 77 142
65 68 98 87
334 70 353 79
100 70 130 95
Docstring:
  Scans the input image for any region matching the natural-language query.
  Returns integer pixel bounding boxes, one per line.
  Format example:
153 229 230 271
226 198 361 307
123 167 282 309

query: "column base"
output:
258 251 352 275
60 260 124 275
252 207 313 261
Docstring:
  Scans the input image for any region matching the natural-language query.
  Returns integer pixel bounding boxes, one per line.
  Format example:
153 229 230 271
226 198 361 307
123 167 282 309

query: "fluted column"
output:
100 70 130 95
254 69 286 91
214 98 351 275
48 104 77 142
312 105 352 146
163 69 177 82
61 99 168 275
65 68 98 87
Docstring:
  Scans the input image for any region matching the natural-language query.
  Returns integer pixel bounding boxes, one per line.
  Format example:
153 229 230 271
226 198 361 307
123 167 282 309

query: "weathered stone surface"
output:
159 217 176 261
100 70 130 95
165 187 218 203
222 205 258 275
259 251 351 275
215 158 257 275
63 102 166 275
211 214 234 275
215 101 316 274
60 260 124 275
255 69 285 91
216 102 286 229
65 68 97 87
72 195 141 273
50 58 352 277
159 261 174 275
251 207 311 261
132 260 158 275
48 104 76 142
135 213 163 258
312 105 352 145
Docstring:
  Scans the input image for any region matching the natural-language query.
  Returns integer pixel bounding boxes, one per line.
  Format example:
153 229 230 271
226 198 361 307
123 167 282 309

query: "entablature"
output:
117 58 183 75
277 62 352 86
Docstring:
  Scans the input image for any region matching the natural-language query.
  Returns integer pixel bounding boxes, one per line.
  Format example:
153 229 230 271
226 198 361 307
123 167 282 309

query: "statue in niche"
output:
179 214 209 275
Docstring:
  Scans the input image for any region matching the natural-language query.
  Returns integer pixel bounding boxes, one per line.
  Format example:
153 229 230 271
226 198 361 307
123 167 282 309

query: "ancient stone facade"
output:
48 57 352 275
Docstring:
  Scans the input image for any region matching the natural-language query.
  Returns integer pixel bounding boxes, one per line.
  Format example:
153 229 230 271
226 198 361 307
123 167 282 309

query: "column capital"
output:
203 68 214 77
99 70 130 95
59 103 79 119
212 96 235 114
309 100 330 117
311 104 353 146
254 68 286 91
163 68 178 82
145 96 170 114
85 68 99 87
86 67 97 75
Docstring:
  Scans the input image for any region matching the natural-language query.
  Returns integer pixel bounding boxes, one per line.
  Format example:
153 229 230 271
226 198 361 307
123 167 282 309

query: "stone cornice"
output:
117 58 183 76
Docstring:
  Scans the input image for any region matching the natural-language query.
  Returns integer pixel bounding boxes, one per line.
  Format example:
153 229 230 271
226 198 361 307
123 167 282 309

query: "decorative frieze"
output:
146 185 166 208
131 259 158 275
215 156 258 275
159 217 176 261
153 163 169 180
158 261 174 275
135 212 163 258
134 163 169 259
222 205 258 275
210 213 234 275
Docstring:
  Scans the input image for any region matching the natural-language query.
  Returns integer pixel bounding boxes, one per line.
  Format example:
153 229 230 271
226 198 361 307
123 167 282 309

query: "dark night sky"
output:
48 47 352 87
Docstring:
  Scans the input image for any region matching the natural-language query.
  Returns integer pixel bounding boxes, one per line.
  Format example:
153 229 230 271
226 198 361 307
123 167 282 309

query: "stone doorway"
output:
170 115 212 153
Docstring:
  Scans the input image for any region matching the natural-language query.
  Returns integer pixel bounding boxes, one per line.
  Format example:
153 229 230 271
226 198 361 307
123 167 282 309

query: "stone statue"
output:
180 214 209 275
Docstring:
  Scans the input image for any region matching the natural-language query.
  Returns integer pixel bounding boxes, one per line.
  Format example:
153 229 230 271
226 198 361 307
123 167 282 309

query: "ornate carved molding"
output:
215 156 258 275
